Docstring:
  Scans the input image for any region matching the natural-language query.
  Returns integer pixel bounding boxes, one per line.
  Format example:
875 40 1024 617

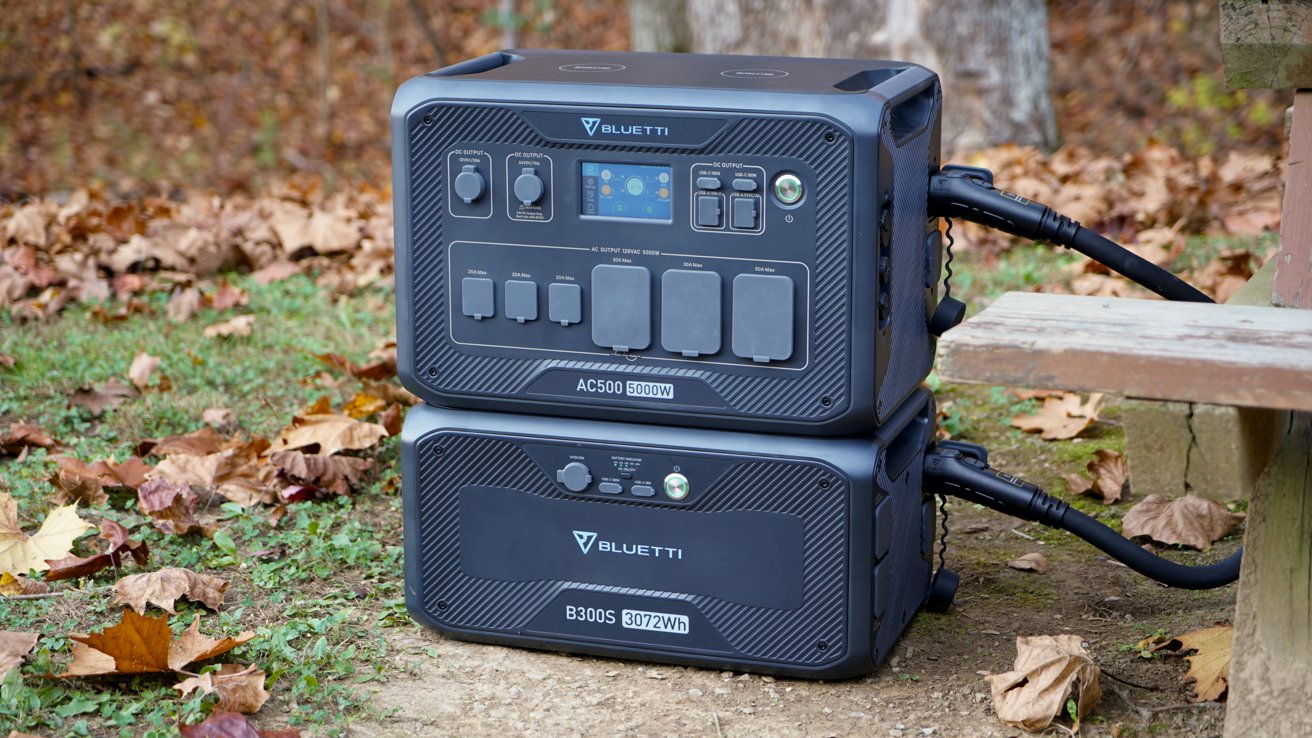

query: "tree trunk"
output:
631 0 1058 153
629 0 692 53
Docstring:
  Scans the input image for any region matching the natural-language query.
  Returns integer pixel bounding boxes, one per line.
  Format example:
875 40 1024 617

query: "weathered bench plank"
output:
935 292 1312 411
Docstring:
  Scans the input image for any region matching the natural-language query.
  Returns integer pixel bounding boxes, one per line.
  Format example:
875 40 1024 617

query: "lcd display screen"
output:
581 162 673 223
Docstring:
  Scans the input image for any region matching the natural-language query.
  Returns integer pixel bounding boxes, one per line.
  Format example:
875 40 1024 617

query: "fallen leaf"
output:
1011 392 1104 441
380 403 403 437
0 352 14 368
147 438 275 507
167 286 204 322
1121 494 1245 550
67 378 137 417
0 493 94 576
137 479 200 535
45 519 149 581
1007 552 1051 574
268 414 388 457
180 710 301 738
49 456 110 507
0 422 57 457
203 315 254 338
113 567 228 614
1151 625 1233 702
986 634 1102 732
0 572 49 596
203 408 238 432
251 261 301 285
0 631 38 677
174 664 270 713
58 610 253 677
270 451 373 497
207 279 248 311
128 351 161 391
341 391 386 420
1065 449 1128 504
145 426 229 457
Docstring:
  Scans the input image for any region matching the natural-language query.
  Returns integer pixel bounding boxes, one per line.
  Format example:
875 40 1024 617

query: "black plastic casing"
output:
402 388 938 679
392 49 944 435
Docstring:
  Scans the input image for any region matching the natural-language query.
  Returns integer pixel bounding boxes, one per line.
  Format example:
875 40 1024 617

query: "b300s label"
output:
564 605 689 635
576 378 675 400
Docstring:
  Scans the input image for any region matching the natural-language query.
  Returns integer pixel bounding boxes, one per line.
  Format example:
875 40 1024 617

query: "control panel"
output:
523 442 721 504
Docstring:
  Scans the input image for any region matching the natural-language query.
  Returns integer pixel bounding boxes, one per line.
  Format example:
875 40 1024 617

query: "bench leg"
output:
1224 410 1312 737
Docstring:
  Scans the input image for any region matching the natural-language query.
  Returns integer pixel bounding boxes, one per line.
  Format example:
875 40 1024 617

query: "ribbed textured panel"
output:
412 431 850 667
405 104 851 423
876 99 939 419
872 429 932 663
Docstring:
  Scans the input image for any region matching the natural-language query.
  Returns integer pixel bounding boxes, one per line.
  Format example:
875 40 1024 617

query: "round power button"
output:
663 472 690 500
773 173 804 206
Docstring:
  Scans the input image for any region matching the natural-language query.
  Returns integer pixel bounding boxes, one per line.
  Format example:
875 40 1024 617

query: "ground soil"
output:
342 499 1237 738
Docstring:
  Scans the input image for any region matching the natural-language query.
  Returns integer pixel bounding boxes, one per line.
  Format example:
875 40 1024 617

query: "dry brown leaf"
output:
113 567 228 614
67 378 137 417
180 709 302 738
269 414 388 457
137 479 200 535
147 437 275 507
208 279 248 311
1121 494 1245 550
174 664 270 714
0 493 93 576
1151 625 1233 702
986 634 1102 732
1006 552 1050 574
44 519 149 581
146 426 228 457
203 408 238 432
127 351 161 391
167 286 204 322
0 352 15 368
270 451 374 497
0 631 38 677
1065 449 1128 504
0 422 57 457
251 261 301 285
1010 392 1104 441
58 610 254 677
380 403 404 437
0 572 49 596
203 315 254 338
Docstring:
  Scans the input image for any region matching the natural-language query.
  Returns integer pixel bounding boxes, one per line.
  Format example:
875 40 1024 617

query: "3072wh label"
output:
621 609 689 634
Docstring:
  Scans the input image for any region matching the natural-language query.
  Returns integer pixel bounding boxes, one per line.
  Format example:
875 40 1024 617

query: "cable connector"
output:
928 165 1080 245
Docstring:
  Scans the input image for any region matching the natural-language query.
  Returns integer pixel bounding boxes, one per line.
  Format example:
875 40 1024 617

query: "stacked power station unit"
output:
392 49 955 678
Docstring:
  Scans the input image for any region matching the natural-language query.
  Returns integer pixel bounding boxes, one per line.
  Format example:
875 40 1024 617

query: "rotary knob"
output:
514 167 545 206
453 165 486 204
556 461 592 492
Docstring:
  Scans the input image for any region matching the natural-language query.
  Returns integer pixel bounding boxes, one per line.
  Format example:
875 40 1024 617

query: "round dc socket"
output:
773 173 804 206
663 472 690 500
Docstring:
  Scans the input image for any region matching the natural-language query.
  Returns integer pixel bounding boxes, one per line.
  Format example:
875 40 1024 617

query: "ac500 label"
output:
575 378 675 400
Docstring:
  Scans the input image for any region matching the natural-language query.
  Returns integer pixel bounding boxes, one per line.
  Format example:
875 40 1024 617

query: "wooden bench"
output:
937 6 1312 731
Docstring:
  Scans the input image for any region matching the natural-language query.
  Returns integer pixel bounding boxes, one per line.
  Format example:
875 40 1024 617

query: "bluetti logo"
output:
578 116 670 138
573 530 598 554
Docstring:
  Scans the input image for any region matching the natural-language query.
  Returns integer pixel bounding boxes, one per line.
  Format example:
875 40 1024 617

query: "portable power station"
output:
394 50 1245 684
401 389 938 678
391 49 944 435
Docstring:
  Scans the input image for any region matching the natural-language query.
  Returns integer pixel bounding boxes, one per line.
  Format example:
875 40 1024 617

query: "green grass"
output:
0 274 404 737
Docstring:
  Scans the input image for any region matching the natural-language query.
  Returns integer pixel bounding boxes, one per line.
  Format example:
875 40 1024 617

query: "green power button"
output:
663 473 690 500
773 173 804 205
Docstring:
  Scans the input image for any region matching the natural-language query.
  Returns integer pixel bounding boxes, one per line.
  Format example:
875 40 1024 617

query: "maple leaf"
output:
0 422 57 457
58 610 254 677
203 315 255 338
49 456 110 507
0 493 93 576
145 426 229 457
45 519 149 581
174 664 270 714
341 391 386 420
67 378 137 417
1151 625 1233 702
1006 552 1050 573
268 414 388 457
1010 392 1104 441
270 451 373 497
148 438 276 507
179 710 302 738
1121 494 1245 550
113 567 228 614
137 479 201 535
1064 449 1128 504
986 634 1102 732
0 631 38 677
0 572 49 596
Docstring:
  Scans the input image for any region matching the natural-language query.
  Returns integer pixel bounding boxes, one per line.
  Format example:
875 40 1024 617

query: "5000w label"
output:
575 378 675 400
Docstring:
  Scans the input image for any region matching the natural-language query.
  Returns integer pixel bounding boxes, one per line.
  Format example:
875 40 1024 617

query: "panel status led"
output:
581 162 673 223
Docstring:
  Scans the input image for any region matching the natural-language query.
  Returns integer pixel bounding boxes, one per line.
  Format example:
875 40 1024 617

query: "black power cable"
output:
922 164 1240 589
